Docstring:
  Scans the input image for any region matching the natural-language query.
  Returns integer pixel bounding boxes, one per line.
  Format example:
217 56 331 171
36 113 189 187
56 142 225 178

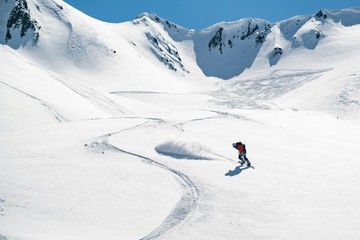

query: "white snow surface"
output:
1 0 360 239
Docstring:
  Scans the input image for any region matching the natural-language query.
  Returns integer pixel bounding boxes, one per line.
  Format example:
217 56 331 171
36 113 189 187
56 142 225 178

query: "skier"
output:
232 141 251 167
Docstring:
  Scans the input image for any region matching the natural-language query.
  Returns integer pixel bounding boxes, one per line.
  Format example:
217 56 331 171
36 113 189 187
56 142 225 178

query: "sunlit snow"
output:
1 1 360 240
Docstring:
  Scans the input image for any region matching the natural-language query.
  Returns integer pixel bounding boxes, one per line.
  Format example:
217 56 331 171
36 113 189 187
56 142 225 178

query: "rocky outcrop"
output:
151 14 180 31
5 0 41 45
208 27 224 53
315 10 328 20
146 32 188 73
133 14 188 73
241 22 259 40
271 47 283 57
269 47 283 66
208 20 272 54
255 31 267 45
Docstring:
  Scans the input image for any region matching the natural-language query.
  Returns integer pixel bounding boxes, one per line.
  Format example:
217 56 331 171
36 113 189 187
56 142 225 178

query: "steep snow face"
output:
291 18 323 50
0 1 201 92
144 15 274 79
192 19 273 79
278 9 360 51
132 14 189 74
136 12 190 41
149 8 360 79
1 0 121 73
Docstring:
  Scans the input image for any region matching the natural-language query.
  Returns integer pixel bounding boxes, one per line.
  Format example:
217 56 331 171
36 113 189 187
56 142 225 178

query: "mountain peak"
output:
313 8 360 26
135 12 189 34
1 3 360 82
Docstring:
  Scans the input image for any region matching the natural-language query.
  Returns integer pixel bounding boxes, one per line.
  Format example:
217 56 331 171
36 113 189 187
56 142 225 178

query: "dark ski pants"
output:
238 153 251 166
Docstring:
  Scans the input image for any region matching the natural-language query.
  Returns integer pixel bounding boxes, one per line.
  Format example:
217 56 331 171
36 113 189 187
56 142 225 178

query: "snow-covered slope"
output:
1 1 360 240
1 1 359 117
0 0 209 93
149 8 360 79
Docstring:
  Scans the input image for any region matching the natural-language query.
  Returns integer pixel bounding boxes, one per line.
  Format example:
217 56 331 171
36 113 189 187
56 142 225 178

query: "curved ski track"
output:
0 81 69 123
88 122 199 240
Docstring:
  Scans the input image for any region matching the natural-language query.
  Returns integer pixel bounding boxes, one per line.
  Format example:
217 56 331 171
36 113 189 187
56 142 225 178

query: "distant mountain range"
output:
1 0 360 119
1 0 359 80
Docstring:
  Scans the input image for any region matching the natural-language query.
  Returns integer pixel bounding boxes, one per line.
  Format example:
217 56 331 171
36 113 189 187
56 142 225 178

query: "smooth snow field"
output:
1 83 360 240
1 1 360 239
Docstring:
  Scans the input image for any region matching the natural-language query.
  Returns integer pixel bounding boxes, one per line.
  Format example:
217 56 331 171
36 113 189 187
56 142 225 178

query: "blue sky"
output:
63 0 360 29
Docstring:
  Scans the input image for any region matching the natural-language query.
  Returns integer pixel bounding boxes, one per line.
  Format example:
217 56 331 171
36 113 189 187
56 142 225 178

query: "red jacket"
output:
237 143 244 154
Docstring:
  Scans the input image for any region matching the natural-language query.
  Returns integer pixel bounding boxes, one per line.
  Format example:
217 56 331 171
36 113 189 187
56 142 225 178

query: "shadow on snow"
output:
225 165 251 177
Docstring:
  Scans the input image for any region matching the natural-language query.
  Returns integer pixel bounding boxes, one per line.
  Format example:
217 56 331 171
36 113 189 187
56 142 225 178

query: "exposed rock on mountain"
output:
208 27 224 53
1 1 360 81
4 0 41 47
315 10 328 19
269 47 283 66
145 32 188 72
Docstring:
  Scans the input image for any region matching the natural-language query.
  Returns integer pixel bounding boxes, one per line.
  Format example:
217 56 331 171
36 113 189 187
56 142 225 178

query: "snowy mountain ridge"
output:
1 0 360 118
131 8 360 79
1 0 360 79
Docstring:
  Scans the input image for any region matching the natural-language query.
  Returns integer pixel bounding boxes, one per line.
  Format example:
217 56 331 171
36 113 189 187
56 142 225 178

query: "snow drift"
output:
155 141 211 160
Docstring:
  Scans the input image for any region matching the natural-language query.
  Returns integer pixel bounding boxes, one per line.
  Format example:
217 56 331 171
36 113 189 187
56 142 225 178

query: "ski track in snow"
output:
235 69 332 99
0 81 69 123
83 111 253 238
52 76 129 115
211 68 333 109
85 120 199 240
